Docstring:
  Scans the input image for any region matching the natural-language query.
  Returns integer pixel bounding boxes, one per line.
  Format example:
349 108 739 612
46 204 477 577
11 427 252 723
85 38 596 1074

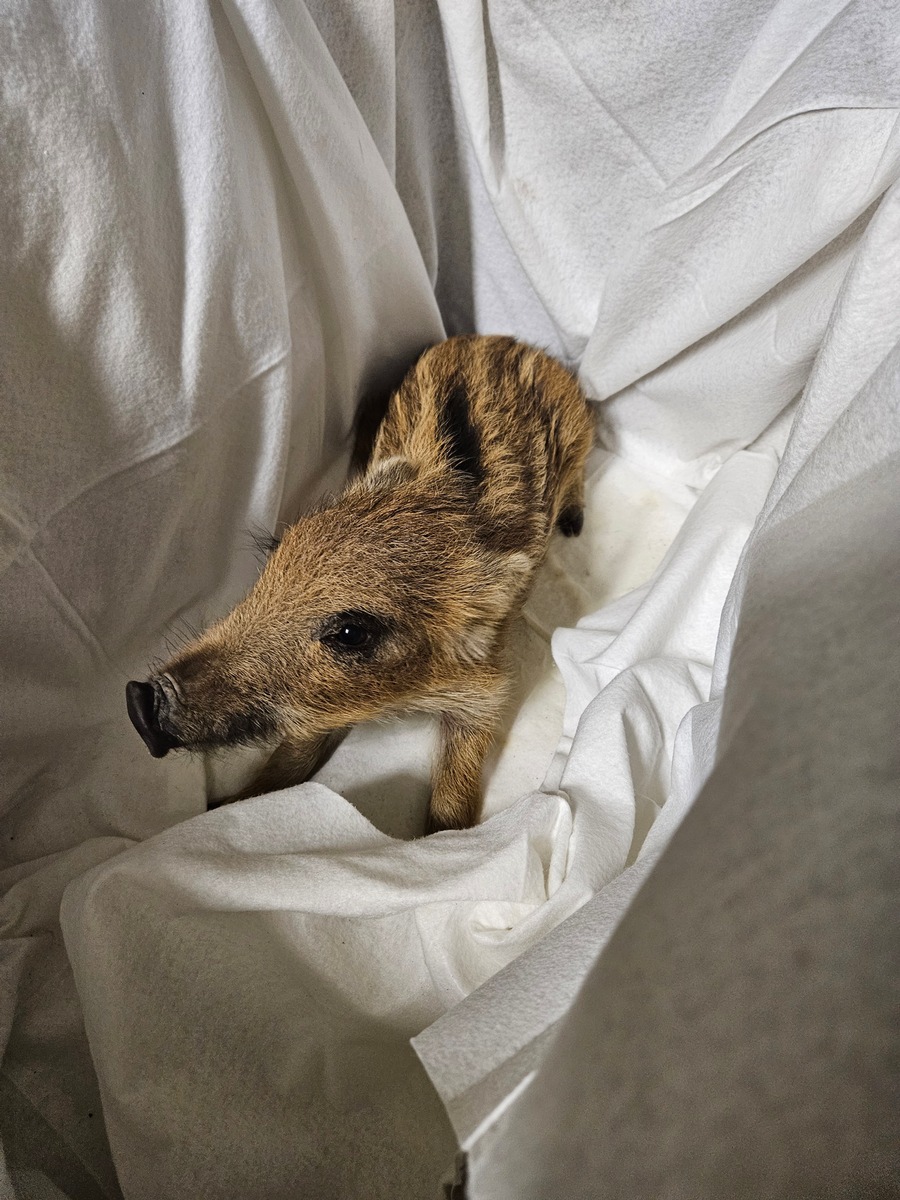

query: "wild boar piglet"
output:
126 334 594 831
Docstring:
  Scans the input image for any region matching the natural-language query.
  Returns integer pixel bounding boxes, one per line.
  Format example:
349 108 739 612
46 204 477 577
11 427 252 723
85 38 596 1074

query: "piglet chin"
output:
125 680 183 758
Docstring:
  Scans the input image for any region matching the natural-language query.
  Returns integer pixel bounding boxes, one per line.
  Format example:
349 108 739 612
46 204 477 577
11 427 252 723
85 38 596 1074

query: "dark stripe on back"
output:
439 374 484 485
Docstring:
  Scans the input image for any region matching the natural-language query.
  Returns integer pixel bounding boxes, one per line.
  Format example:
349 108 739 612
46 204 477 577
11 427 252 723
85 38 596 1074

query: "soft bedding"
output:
1 1 897 1198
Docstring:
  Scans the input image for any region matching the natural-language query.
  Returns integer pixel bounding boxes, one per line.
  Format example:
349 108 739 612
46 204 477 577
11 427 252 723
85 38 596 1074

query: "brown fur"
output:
128 335 594 832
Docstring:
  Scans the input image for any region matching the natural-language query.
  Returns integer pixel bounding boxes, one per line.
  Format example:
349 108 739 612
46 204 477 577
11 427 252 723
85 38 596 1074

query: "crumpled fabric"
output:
1 1 897 1198
465 175 900 1200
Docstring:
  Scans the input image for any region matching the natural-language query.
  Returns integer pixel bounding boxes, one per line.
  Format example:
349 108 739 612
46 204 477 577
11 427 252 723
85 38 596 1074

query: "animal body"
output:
126 335 594 831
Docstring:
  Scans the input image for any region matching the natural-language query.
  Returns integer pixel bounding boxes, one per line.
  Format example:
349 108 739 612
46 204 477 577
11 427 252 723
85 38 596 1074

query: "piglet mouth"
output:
125 679 184 758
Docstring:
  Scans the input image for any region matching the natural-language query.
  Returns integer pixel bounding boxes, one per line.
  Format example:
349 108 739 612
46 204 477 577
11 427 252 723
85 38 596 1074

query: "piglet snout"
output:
126 679 182 758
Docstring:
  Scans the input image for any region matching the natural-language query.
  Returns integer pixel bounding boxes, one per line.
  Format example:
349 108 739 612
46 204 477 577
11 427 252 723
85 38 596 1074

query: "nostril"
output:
125 679 182 758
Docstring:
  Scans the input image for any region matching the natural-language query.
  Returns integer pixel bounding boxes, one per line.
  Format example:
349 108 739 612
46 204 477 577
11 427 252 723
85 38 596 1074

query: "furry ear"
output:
456 551 534 663
457 622 496 664
491 551 534 605
363 456 418 490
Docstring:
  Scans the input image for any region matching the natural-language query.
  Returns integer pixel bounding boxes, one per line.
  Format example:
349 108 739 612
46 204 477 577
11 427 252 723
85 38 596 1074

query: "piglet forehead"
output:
262 494 455 611
261 524 398 605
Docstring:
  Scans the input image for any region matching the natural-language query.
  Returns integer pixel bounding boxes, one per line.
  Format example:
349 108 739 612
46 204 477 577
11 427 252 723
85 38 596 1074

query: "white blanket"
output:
1 1 897 1198
465 178 900 1200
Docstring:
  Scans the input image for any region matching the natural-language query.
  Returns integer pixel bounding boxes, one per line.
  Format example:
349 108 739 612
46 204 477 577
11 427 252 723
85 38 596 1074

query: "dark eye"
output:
318 610 389 657
333 624 368 648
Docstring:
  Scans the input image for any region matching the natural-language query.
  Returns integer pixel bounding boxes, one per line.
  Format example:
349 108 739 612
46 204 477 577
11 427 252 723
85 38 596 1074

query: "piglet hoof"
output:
557 505 584 537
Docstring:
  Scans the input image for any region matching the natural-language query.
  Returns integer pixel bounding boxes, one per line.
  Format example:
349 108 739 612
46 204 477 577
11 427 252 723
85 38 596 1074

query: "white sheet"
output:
1 1 897 1198
465 176 900 1200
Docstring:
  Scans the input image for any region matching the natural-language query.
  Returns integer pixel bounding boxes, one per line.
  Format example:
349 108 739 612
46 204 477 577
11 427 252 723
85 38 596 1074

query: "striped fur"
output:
129 336 594 832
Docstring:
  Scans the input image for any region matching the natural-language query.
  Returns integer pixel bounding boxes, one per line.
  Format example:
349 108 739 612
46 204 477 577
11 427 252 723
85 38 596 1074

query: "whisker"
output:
248 524 281 562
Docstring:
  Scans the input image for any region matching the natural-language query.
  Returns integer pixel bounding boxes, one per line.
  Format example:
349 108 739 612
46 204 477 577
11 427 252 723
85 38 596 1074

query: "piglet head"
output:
126 463 529 758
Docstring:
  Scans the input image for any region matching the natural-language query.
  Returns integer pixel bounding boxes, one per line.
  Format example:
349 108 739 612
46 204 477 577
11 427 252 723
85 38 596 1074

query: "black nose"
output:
125 680 182 758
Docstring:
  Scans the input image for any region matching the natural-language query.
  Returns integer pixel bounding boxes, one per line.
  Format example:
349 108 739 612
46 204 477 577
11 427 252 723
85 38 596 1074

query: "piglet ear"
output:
457 551 535 663
457 622 496 664
490 551 534 608
363 456 417 490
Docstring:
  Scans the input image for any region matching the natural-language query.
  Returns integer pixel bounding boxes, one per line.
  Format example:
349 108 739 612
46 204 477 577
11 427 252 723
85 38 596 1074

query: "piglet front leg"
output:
427 714 497 832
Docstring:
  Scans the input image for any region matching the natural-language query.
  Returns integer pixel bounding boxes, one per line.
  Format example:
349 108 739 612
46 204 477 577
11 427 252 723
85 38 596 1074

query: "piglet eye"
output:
334 624 368 648
318 611 389 657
